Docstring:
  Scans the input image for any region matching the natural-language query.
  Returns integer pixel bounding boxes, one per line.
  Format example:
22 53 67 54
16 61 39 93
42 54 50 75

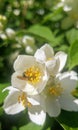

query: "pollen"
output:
47 57 52 61
18 92 32 108
49 83 63 96
23 66 41 84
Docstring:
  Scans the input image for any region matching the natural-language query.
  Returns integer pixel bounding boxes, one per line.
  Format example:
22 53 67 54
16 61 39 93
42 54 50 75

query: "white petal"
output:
33 62 49 93
46 58 60 75
11 72 26 90
46 96 61 117
24 83 38 95
34 44 54 62
34 49 46 62
2 86 15 92
35 73 49 94
28 94 45 106
28 106 46 125
40 44 54 58
14 55 36 71
58 71 78 111
12 62 48 94
3 87 25 114
58 71 78 92
59 93 78 111
55 51 67 72
74 99 78 105
25 63 48 94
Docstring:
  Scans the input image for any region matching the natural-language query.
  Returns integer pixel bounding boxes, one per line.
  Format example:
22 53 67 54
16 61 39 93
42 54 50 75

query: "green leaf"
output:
19 122 43 130
71 88 78 98
66 29 78 44
27 25 58 46
61 124 78 130
46 128 50 130
43 7 63 23
19 114 53 130
57 110 78 129
68 40 78 69
0 83 9 105
11 126 17 130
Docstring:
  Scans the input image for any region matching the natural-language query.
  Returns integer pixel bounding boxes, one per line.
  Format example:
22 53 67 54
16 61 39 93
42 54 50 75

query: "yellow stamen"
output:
49 83 63 96
47 57 52 61
23 66 41 84
18 92 32 108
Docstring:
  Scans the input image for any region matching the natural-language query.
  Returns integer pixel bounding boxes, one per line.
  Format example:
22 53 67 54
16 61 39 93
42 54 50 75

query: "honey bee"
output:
17 71 33 81
17 72 29 81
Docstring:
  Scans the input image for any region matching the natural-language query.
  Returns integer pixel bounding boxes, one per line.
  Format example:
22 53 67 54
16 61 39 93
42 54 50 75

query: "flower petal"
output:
35 44 54 62
25 62 49 94
14 55 36 71
28 105 46 125
58 71 78 111
27 97 40 106
59 93 78 111
12 62 49 94
33 62 49 93
2 86 16 92
3 87 25 114
40 44 54 57
24 83 38 95
46 96 61 117
55 51 67 72
34 49 46 62
28 94 45 107
11 72 26 90
58 71 78 92
46 58 60 75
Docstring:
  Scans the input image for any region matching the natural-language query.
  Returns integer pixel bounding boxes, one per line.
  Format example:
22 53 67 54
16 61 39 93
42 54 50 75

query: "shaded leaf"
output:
57 110 78 128
1 110 29 129
66 29 78 44
27 25 58 46
61 124 78 130
68 40 78 69
43 7 63 23
19 122 43 130
0 83 9 105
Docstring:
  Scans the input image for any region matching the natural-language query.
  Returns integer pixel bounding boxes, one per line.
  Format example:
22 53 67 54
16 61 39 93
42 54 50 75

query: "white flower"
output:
22 35 37 54
3 51 49 125
0 15 6 21
59 71 78 111
12 55 49 95
13 9 20 16
38 71 78 117
0 33 7 40
5 28 15 39
61 0 78 29
21 0 34 7
34 44 67 76
3 86 46 125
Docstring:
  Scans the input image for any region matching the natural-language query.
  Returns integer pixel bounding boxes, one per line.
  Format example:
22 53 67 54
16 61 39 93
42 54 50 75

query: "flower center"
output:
49 83 63 96
17 66 42 84
23 66 41 84
18 92 31 108
47 57 53 61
